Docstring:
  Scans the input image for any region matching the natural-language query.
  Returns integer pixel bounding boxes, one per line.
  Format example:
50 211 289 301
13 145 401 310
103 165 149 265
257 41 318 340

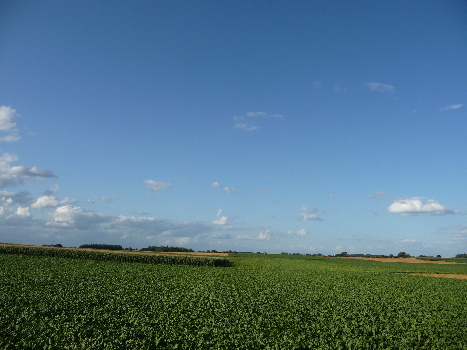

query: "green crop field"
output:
1 252 467 349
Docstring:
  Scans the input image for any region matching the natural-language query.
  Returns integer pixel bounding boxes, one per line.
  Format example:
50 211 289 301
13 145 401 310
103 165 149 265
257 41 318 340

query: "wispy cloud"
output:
364 191 388 200
233 111 284 131
224 187 236 194
100 195 120 203
442 103 463 110
235 123 258 132
143 180 171 191
363 82 395 94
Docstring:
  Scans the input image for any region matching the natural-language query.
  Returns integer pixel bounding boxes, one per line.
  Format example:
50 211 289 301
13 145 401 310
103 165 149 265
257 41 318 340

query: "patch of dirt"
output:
345 257 463 264
410 273 467 280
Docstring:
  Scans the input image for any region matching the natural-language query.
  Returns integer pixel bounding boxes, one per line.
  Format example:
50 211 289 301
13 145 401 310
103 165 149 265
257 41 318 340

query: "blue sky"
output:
1 0 466 256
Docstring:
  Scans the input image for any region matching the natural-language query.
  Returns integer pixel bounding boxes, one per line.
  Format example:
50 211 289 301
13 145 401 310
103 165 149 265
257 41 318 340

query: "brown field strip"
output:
344 257 464 264
409 273 467 280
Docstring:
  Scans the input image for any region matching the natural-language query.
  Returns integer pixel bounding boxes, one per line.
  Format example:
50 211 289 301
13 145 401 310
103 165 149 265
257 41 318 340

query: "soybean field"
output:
1 252 467 349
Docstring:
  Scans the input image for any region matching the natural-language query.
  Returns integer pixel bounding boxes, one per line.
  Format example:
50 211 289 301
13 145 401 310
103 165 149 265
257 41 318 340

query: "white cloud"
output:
32 194 77 209
2 206 37 226
388 197 455 216
399 239 416 243
363 82 395 94
211 182 222 188
287 228 307 236
31 185 77 209
258 230 272 240
246 112 267 117
299 205 322 221
236 235 251 240
297 228 307 236
224 187 236 194
100 195 119 203
328 194 337 200
212 209 228 225
443 103 463 110
0 106 20 142
47 205 113 230
0 153 56 188
144 180 171 191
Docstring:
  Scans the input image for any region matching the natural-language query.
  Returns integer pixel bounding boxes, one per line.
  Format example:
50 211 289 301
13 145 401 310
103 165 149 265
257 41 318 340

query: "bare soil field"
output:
410 273 467 279
346 257 463 264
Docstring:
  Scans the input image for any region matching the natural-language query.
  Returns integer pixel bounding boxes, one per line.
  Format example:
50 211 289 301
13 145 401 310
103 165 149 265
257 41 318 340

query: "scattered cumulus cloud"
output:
0 106 20 142
442 103 463 110
32 194 76 209
328 194 337 201
0 153 56 189
144 180 171 191
258 230 272 240
0 191 33 206
299 205 322 221
388 197 456 216
287 228 307 236
212 209 228 225
212 182 236 195
47 205 114 230
363 82 395 94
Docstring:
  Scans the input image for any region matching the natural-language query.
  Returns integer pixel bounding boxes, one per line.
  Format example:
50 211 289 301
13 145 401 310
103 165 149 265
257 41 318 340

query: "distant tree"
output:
397 252 410 258
336 251 349 257
388 254 394 258
79 244 122 250
455 253 467 258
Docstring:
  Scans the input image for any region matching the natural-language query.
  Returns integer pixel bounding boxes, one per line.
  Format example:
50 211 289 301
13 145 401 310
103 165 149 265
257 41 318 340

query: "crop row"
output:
0 245 231 267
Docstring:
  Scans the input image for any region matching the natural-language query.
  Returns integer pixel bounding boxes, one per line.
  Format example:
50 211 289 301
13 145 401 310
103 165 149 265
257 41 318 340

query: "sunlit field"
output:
1 252 467 349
